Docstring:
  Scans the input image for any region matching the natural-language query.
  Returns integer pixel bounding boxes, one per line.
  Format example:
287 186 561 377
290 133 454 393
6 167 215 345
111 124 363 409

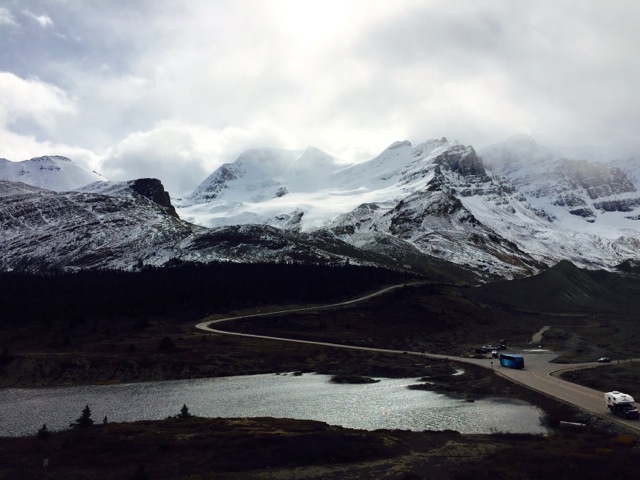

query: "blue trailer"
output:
499 353 524 369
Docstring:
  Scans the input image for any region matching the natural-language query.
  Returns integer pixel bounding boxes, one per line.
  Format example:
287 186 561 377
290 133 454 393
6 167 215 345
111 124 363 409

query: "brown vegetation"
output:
1 415 638 479
2 262 640 478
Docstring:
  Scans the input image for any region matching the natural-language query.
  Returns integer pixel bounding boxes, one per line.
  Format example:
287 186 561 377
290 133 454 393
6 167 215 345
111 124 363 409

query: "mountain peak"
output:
434 144 486 177
0 155 105 192
186 146 342 205
28 155 73 163
387 140 412 150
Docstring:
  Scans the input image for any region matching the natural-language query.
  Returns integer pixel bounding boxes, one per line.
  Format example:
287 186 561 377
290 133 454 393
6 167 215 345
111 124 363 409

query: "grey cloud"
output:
1 0 639 195
352 1 640 148
356 4 508 69
0 7 18 26
21 9 53 28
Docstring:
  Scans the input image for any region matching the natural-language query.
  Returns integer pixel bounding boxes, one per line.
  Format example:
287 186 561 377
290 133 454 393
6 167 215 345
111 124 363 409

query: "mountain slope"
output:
328 141 549 277
179 138 640 278
0 181 366 272
474 260 640 313
1 179 471 279
0 156 104 191
0 180 196 271
480 135 640 230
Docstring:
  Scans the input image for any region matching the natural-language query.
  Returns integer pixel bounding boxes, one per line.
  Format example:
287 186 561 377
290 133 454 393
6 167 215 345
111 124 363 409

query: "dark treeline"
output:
0 262 416 327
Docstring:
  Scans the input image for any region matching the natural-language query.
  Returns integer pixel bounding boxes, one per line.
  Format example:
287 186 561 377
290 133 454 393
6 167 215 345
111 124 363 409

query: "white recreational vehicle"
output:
604 391 640 419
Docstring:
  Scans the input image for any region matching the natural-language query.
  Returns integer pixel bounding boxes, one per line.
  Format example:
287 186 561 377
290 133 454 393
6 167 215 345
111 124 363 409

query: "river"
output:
0 373 548 437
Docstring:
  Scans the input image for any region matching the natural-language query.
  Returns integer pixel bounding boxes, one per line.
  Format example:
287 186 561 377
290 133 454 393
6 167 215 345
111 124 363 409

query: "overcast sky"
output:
1 0 639 196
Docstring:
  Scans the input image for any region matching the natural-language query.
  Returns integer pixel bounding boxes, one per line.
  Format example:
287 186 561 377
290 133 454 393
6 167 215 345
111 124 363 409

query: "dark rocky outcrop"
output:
130 178 179 218
558 160 636 199
594 198 640 213
434 146 487 177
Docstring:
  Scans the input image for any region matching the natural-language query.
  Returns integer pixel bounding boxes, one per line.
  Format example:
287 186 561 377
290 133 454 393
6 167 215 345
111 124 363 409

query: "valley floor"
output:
3 279 640 479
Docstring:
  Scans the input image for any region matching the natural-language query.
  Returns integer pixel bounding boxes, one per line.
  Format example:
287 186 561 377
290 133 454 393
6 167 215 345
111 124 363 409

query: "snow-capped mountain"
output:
179 146 348 229
178 137 640 277
2 135 639 279
0 155 104 191
179 139 466 230
187 146 340 205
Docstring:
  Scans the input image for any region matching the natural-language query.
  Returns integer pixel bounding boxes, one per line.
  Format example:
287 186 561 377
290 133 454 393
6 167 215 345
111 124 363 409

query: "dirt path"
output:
530 325 550 344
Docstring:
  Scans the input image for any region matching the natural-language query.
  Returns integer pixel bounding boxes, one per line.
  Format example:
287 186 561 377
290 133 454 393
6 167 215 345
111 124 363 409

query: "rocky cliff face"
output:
130 178 179 218
548 160 637 219
434 145 488 178
480 135 640 223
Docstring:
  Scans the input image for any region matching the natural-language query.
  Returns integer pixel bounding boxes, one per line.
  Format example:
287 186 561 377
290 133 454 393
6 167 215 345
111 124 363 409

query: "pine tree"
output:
178 404 193 418
71 404 94 429
37 424 50 439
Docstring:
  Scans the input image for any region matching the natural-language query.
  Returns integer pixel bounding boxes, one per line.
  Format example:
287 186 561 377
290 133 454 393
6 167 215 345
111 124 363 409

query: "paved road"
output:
195 284 640 433
464 351 640 431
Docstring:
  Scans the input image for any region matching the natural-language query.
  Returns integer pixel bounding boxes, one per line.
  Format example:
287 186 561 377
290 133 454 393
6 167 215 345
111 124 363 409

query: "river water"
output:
0 373 548 437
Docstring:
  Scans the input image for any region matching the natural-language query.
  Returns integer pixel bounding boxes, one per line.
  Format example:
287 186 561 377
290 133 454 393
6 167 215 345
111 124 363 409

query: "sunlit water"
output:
0 373 548 437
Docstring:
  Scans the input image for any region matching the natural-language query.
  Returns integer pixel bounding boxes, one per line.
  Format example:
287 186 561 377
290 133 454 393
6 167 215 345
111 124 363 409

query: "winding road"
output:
195 283 640 433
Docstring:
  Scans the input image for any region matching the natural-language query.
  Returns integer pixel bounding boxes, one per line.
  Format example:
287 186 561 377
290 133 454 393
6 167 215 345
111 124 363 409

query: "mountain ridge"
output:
1 135 638 278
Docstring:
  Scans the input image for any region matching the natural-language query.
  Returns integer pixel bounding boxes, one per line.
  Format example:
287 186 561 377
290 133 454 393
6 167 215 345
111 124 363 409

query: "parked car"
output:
597 357 611 363
479 344 507 353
